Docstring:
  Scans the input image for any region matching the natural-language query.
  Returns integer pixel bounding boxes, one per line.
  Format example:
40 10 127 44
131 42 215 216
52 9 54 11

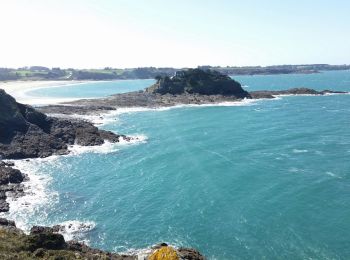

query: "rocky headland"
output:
0 88 132 213
0 89 130 160
37 69 348 116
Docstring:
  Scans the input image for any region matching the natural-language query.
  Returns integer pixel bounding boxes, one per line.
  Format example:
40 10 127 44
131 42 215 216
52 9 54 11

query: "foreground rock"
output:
0 219 204 259
0 163 26 212
0 89 128 159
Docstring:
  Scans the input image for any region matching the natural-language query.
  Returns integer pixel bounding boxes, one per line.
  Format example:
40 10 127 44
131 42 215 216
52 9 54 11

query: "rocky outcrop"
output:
0 218 136 259
0 163 27 212
0 89 127 159
0 219 204 259
249 88 347 99
0 165 25 185
37 86 348 116
147 69 250 98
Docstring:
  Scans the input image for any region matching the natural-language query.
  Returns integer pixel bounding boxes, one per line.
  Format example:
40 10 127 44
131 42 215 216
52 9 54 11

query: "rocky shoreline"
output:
0 218 203 259
0 88 134 213
0 89 204 259
0 162 26 213
37 87 348 116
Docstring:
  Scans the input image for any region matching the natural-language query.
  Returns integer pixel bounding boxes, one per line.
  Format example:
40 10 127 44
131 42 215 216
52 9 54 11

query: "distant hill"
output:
0 64 349 81
146 69 250 98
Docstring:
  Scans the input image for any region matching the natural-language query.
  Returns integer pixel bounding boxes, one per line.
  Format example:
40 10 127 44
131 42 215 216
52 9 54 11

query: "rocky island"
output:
38 69 348 116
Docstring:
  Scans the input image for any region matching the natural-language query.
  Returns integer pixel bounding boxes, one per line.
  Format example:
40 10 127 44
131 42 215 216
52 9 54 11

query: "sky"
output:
0 0 349 68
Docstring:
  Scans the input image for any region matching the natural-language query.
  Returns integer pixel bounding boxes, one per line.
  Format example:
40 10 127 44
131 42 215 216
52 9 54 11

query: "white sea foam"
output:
68 141 120 155
292 149 308 153
275 92 350 98
118 243 179 260
323 92 350 96
325 171 342 178
0 156 60 232
0 135 146 233
56 220 96 242
90 98 258 125
67 135 148 155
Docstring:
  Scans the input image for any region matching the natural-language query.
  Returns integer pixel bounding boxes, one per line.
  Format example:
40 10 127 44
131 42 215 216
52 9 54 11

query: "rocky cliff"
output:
0 89 127 159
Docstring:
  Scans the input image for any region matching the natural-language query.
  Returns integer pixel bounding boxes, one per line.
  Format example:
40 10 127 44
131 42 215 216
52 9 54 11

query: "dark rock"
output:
40 86 348 117
33 248 46 257
38 105 116 115
0 218 15 227
147 69 250 98
100 130 124 142
0 165 25 184
0 165 26 212
0 190 6 199
0 219 201 259
0 89 126 159
250 88 348 99
321 89 347 94
0 200 10 212
0 161 15 167
30 225 60 235
152 242 169 249
178 247 205 260
25 232 66 251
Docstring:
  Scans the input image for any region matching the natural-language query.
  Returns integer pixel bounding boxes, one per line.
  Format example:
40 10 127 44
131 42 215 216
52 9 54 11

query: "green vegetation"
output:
146 69 249 97
0 228 128 259
0 64 349 81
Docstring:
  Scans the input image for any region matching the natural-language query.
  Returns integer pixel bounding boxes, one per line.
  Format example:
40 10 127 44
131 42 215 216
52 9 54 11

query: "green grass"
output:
0 228 128 259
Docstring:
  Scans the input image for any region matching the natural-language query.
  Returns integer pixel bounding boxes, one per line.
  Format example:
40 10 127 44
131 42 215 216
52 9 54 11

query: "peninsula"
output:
38 69 347 116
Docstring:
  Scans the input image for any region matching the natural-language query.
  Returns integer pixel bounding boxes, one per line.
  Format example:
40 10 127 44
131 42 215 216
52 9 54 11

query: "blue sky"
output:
0 0 349 68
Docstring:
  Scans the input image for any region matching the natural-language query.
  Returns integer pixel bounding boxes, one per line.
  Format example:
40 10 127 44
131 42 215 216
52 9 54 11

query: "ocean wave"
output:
292 149 308 153
82 98 259 126
0 157 60 232
118 243 179 259
0 135 147 232
325 171 342 179
56 220 96 242
68 135 148 155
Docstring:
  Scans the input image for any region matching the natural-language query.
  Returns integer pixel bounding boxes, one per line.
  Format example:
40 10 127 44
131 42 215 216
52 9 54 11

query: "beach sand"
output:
0 80 90 105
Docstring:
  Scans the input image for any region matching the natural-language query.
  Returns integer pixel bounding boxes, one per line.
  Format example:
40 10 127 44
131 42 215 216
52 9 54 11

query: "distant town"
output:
0 64 349 81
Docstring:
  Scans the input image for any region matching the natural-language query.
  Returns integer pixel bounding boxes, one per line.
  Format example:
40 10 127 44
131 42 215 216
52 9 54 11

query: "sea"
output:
1 70 350 259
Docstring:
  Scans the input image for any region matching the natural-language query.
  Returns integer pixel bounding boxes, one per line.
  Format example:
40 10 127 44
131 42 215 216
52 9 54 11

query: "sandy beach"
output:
0 80 90 105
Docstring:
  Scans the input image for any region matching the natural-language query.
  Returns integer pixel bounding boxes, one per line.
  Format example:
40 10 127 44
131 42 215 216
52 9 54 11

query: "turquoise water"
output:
234 70 350 91
8 71 350 259
27 79 155 99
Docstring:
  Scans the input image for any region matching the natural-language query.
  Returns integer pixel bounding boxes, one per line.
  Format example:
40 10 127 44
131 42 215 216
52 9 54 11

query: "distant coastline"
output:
1 64 349 82
0 80 92 105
